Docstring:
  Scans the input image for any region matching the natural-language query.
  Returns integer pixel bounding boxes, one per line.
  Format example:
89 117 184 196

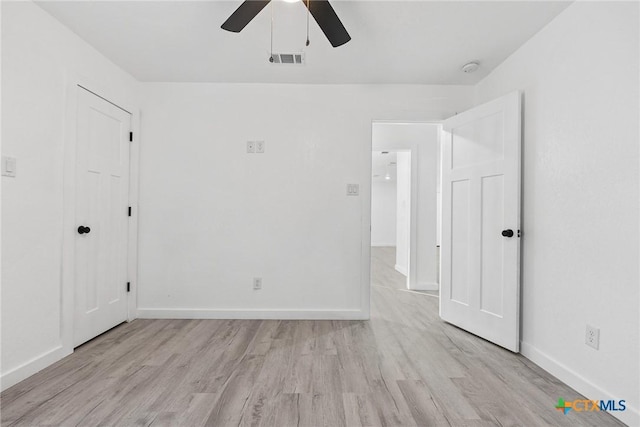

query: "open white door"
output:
440 91 521 352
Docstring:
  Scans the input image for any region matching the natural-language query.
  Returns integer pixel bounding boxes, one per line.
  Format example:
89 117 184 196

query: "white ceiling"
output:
372 151 397 182
36 0 571 84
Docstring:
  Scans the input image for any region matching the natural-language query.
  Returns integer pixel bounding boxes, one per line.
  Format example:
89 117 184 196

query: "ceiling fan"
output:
221 0 351 48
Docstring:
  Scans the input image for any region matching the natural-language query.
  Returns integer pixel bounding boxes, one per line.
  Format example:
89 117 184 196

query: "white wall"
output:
475 2 639 424
137 84 473 318
395 152 411 277
371 181 396 247
1 2 139 390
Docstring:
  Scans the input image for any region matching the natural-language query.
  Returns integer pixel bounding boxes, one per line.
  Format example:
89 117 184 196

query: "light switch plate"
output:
2 156 16 178
247 141 256 153
255 141 265 153
346 184 359 196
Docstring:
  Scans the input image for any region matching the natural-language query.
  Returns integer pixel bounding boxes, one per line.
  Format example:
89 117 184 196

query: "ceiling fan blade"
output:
304 0 351 47
221 0 271 33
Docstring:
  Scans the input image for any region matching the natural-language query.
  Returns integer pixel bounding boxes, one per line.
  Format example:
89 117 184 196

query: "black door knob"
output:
501 229 514 238
77 226 91 235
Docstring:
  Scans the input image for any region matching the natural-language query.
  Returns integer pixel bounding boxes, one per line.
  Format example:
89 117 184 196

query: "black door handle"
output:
501 229 514 238
77 226 91 235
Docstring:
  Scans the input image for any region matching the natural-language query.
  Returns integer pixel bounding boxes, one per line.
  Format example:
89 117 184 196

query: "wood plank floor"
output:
1 247 626 426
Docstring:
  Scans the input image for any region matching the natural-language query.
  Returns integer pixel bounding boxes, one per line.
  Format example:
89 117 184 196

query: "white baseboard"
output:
395 264 408 276
0 345 72 392
137 308 368 320
412 281 439 291
521 341 639 426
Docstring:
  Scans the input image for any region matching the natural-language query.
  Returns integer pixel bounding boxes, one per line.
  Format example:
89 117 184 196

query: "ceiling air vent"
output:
270 53 305 65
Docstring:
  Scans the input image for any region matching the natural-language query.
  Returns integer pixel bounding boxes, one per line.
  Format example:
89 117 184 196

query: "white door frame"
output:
393 150 412 284
61 78 140 354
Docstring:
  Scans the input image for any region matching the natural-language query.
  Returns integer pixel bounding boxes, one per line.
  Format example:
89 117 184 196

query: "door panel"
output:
451 112 504 169
480 174 505 317
441 91 521 352
75 88 131 347
450 179 470 305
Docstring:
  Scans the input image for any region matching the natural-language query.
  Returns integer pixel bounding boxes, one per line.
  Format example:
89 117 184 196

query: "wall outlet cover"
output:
256 141 265 153
247 141 256 153
585 325 600 350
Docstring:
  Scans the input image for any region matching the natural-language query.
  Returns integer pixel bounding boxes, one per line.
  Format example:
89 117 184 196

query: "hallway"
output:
371 246 438 297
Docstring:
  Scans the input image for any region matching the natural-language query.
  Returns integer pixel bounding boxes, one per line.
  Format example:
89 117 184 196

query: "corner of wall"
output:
521 341 640 426
0 346 72 392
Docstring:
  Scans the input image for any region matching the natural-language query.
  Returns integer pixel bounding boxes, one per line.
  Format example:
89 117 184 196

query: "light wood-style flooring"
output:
371 246 439 297
1 248 625 426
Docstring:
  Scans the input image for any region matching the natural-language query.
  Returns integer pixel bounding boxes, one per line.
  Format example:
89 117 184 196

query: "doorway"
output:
73 87 132 346
370 122 441 294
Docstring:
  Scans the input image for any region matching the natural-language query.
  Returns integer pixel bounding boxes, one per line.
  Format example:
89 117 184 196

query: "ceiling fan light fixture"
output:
221 0 351 48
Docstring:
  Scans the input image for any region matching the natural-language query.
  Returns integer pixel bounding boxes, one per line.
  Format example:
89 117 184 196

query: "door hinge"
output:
127 282 131 292
128 206 132 217
129 131 133 142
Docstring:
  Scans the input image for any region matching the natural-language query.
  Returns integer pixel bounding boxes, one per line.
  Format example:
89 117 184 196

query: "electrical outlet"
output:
346 184 359 196
253 277 262 290
585 325 600 350
247 141 256 153
255 141 265 153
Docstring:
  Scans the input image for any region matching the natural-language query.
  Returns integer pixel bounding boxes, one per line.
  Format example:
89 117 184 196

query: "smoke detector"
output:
270 52 305 65
461 61 480 73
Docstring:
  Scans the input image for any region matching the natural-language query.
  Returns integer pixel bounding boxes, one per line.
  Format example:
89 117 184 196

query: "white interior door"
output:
74 88 131 346
440 91 521 352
